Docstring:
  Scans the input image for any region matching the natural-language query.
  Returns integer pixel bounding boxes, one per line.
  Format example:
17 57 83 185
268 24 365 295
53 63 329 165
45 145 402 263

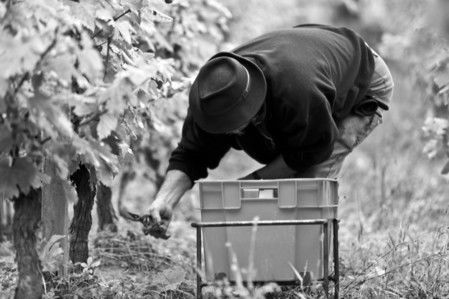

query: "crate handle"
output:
240 187 278 199
278 203 297 209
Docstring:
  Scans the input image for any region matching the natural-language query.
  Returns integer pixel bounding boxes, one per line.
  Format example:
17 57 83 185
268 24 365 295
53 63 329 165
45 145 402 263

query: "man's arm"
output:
145 170 193 239
152 169 193 211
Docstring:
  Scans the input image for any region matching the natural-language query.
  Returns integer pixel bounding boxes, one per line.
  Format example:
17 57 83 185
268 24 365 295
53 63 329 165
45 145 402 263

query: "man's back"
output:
233 24 375 120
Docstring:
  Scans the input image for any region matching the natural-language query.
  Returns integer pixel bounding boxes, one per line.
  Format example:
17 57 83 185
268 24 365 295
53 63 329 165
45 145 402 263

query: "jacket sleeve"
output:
274 76 339 171
167 109 231 182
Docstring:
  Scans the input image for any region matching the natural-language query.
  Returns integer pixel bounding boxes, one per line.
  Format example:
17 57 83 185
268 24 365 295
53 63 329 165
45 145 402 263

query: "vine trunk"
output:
12 188 43 299
69 164 95 264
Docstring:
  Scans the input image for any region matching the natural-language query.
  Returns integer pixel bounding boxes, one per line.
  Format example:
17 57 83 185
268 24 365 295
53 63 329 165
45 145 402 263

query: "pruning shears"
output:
120 209 171 240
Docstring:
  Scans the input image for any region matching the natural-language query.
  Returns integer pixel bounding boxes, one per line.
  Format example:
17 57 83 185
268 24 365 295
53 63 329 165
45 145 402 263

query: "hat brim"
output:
189 52 267 134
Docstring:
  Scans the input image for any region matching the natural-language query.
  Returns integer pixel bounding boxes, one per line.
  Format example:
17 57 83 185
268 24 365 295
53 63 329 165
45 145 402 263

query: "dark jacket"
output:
167 24 376 181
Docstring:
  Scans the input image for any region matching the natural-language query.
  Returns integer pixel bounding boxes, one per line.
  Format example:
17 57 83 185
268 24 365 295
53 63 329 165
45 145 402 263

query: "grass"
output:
1 186 448 298
339 226 449 298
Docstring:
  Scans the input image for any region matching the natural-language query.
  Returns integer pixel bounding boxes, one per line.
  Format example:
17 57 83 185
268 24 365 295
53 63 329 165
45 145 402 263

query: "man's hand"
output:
142 202 173 239
142 170 193 239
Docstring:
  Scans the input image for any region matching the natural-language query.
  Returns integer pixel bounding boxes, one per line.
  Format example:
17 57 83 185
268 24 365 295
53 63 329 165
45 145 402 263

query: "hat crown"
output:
196 56 249 116
189 51 266 134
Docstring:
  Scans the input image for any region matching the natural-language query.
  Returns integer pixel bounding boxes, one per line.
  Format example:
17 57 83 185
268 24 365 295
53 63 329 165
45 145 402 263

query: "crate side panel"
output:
200 182 223 210
226 225 296 281
223 182 241 209
202 210 228 281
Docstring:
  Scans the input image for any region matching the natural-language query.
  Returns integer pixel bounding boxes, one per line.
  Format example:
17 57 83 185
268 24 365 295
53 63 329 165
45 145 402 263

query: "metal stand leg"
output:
196 227 202 299
333 219 339 299
323 221 329 298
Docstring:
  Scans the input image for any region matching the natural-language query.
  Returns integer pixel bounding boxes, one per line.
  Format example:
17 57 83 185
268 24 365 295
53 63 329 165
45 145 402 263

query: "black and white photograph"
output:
0 0 448 298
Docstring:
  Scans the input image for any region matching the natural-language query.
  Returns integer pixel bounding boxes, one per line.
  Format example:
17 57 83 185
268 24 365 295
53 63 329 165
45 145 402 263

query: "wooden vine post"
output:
41 159 70 276
0 197 14 241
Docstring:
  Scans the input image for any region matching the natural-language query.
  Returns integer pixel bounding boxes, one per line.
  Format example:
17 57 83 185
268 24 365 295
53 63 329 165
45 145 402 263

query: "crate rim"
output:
196 178 338 183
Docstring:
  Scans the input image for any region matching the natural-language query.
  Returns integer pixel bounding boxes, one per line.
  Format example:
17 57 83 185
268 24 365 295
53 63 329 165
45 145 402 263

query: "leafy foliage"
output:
0 157 50 198
0 1 231 296
0 0 231 200
0 0 155 197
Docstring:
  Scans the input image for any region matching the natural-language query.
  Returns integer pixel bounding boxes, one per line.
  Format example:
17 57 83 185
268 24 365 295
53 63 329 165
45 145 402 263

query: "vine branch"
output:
113 9 131 22
104 36 112 80
78 110 108 127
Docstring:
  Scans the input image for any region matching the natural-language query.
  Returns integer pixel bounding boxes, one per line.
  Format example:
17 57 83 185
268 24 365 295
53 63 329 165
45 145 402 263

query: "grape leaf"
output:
29 110 58 139
78 33 103 79
44 52 77 83
72 137 101 168
46 106 74 138
96 8 113 21
115 21 134 45
65 0 97 31
28 0 62 20
73 102 99 117
72 136 119 186
0 32 41 78
28 95 74 138
126 66 150 86
117 141 134 165
139 17 157 37
103 77 134 115
145 8 173 23
152 29 174 52
97 113 118 139
52 155 69 179
0 157 50 200
122 0 144 12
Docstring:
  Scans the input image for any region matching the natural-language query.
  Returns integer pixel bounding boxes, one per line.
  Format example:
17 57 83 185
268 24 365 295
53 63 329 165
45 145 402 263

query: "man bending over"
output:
144 24 394 239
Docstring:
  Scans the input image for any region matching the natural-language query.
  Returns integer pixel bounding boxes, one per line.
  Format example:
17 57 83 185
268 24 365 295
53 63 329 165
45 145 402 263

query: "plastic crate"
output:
198 179 338 282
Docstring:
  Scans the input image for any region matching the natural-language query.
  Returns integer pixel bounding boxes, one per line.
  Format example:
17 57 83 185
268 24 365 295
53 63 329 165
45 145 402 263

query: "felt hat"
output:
189 52 267 134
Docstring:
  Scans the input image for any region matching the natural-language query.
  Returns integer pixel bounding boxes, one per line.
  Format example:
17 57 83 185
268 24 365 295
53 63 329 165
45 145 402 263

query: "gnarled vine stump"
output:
69 164 95 264
12 188 43 299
